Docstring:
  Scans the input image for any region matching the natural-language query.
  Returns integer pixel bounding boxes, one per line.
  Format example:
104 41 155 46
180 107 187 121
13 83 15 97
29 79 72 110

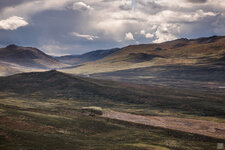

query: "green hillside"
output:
0 71 224 150
0 70 224 117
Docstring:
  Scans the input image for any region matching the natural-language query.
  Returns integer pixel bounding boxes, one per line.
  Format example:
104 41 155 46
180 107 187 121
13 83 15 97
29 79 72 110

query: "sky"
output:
0 0 225 55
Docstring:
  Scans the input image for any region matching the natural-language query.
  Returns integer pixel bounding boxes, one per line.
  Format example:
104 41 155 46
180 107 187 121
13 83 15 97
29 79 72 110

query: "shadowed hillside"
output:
0 44 68 70
56 48 120 65
0 70 224 117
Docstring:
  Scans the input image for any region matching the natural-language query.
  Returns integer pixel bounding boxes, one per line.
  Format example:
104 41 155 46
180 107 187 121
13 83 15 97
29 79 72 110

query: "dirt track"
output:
102 111 225 140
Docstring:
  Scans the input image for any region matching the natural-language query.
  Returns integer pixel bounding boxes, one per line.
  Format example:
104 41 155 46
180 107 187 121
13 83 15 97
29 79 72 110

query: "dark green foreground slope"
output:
0 71 224 150
0 70 224 117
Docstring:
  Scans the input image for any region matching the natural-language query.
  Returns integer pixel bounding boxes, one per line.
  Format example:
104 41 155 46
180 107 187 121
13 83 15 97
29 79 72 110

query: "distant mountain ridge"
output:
0 44 70 76
56 48 120 65
1 35 225 77
0 44 67 69
61 35 225 75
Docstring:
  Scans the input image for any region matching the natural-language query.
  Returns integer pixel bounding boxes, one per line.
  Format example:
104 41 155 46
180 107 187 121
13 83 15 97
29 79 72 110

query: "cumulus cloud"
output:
145 33 154 39
0 16 28 30
140 30 145 35
0 0 225 54
140 30 154 39
125 32 134 40
71 32 99 40
72 2 93 11
153 24 179 43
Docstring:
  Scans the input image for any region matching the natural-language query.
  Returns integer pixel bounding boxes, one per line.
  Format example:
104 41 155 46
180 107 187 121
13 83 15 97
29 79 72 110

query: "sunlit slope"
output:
62 36 225 75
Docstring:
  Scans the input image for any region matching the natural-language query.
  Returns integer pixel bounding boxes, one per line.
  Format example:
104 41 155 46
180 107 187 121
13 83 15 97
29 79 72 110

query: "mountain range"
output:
1 36 225 149
61 35 225 75
1 35 225 89
59 35 225 89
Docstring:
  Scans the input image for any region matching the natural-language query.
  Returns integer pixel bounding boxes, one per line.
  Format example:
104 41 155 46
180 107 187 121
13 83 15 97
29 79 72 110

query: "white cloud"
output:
153 33 177 43
0 16 28 30
72 32 99 40
125 32 134 40
0 0 225 52
89 0 219 43
145 33 154 39
140 30 145 35
153 24 179 43
140 30 154 39
73 2 93 11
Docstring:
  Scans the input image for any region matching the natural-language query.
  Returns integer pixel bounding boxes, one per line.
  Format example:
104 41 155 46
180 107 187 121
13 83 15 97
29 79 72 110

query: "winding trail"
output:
102 111 225 140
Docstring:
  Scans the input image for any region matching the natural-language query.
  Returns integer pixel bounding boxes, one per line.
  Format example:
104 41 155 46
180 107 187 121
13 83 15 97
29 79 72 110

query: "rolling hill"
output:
1 36 225 89
0 45 67 67
0 70 224 117
0 70 224 149
56 48 120 65
60 36 225 89
1 35 225 78
0 44 69 76
61 36 225 75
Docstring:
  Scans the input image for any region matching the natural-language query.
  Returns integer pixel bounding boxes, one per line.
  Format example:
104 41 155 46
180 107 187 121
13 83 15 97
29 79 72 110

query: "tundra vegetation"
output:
0 70 224 150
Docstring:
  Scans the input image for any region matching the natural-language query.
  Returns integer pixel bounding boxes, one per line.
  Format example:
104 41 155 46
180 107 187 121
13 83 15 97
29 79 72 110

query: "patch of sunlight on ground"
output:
82 106 103 111
125 143 170 150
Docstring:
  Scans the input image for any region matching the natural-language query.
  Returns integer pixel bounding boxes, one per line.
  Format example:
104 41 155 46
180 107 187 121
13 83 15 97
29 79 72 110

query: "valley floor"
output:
102 110 225 140
0 96 224 150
